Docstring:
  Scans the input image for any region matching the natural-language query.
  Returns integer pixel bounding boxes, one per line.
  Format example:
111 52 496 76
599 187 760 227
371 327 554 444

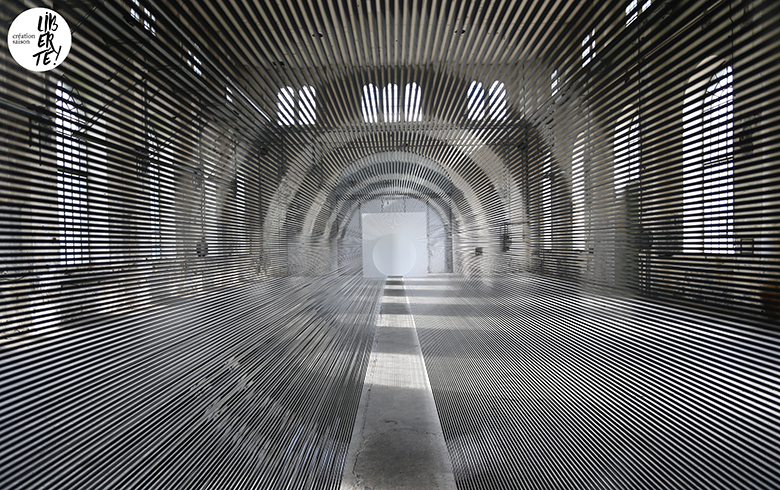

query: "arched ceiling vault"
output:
323 177 459 239
304 151 465 236
229 1 594 261
267 146 508 246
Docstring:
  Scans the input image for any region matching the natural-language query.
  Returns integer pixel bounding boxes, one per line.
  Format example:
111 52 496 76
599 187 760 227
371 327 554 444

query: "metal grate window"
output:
404 82 423 122
382 83 399 123
581 28 596 67
572 134 586 249
488 81 507 120
130 0 156 36
467 81 485 120
55 81 88 266
614 111 641 191
361 83 380 123
683 65 735 254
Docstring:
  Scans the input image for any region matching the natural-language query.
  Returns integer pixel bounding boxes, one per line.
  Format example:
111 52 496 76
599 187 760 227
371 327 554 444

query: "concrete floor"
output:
4 271 778 489
341 278 457 490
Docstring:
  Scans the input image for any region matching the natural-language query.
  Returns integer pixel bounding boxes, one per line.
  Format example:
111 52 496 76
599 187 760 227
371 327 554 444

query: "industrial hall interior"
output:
1 0 779 488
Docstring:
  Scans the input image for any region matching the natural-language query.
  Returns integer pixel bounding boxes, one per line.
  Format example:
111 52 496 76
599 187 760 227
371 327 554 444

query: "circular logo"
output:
7 8 71 72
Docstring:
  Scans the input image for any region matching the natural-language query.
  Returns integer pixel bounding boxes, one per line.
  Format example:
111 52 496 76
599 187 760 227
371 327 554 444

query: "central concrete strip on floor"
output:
341 277 457 490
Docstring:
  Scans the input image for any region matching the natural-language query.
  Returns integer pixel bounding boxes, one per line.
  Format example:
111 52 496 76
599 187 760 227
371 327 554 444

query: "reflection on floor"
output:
341 277 456 490
406 274 780 490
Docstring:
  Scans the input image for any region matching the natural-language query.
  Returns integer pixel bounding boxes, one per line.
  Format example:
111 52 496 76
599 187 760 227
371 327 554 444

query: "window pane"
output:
683 65 734 253
467 81 485 120
543 155 552 249
626 0 638 25
582 29 596 67
405 82 422 122
614 114 640 190
56 81 88 265
383 83 399 122
572 136 586 249
362 84 379 123
299 86 316 125
488 81 507 120
277 87 296 126
148 131 161 256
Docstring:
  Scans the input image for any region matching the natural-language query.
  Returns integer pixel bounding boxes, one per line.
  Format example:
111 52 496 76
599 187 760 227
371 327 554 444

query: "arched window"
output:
235 171 246 253
572 134 586 249
130 0 156 36
236 173 245 217
582 28 596 67
626 0 652 26
186 49 201 75
55 80 88 265
147 130 161 256
614 110 641 191
683 64 735 253
361 83 379 123
551 70 560 96
362 82 420 123
277 87 296 126
542 154 552 249
404 82 422 122
277 86 316 125
383 83 399 122
468 80 507 120
488 81 507 120
299 86 316 125
467 81 485 121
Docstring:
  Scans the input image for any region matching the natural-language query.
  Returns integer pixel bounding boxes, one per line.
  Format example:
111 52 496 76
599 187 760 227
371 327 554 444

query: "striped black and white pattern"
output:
1 0 779 488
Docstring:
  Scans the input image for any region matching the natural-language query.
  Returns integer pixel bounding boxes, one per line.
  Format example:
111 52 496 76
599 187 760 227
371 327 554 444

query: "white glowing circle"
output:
372 233 417 276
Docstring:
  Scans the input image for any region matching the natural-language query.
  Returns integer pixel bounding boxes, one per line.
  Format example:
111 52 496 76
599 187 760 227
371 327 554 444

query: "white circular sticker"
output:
7 8 71 72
